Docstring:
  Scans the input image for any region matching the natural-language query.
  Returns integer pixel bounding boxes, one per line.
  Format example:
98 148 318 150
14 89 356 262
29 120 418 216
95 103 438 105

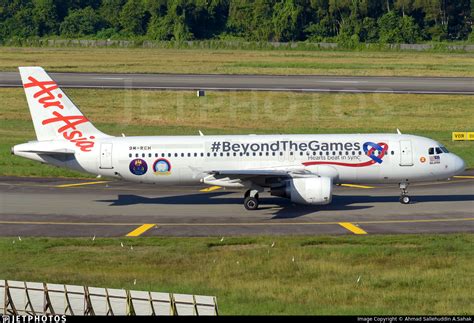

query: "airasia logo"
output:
24 76 95 152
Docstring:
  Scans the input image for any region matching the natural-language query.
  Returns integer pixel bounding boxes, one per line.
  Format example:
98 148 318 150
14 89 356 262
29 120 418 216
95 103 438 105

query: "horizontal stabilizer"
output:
20 149 75 155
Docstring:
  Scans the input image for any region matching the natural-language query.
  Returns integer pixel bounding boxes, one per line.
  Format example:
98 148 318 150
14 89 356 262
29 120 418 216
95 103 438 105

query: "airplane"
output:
12 67 466 210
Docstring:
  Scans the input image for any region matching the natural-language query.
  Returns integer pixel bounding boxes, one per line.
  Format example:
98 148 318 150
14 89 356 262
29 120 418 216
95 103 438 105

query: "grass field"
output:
1 88 472 177
0 235 472 315
1 47 474 76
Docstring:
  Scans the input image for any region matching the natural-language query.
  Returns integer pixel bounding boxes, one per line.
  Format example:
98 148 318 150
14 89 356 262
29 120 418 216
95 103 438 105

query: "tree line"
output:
1 0 472 44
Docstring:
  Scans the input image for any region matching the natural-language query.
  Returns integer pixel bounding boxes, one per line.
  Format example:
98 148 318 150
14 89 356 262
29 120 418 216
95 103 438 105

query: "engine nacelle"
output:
272 177 333 205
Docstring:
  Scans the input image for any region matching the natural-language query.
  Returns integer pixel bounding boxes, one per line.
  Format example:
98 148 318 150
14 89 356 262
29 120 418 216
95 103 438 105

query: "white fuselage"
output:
14 133 466 188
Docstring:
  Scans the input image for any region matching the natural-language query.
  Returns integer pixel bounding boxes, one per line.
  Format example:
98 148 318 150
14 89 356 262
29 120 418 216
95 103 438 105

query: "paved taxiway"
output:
0 173 472 237
1 72 473 94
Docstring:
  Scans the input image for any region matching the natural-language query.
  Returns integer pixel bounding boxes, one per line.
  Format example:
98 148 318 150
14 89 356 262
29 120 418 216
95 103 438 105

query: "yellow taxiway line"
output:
339 222 368 235
200 186 222 192
0 218 472 227
126 224 156 237
453 175 474 179
56 181 110 188
340 184 375 189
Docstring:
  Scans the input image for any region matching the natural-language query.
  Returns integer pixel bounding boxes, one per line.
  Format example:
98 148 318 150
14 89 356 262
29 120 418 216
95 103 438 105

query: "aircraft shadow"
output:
97 192 474 219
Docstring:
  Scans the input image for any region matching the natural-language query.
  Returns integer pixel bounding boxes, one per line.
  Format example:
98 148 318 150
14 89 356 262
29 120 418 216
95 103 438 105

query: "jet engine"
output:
271 177 333 205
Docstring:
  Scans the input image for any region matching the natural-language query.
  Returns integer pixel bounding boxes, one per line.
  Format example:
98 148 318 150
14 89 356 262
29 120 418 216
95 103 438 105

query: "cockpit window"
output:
440 146 449 153
435 147 443 154
428 148 434 155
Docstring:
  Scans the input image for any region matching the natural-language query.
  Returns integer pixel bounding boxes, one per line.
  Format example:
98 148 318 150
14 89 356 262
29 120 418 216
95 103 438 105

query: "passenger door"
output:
399 140 413 166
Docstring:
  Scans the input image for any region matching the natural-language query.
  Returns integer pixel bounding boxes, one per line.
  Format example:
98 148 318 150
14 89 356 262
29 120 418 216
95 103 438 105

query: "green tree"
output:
378 10 420 43
33 0 59 36
359 16 378 42
378 10 403 42
186 0 228 39
120 0 148 35
147 0 193 41
0 1 38 39
59 6 103 37
227 0 274 41
399 14 421 42
272 0 304 42
99 0 126 31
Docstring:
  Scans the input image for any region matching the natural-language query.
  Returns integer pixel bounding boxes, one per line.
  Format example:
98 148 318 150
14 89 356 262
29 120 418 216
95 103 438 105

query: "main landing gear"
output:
399 182 411 204
244 189 260 210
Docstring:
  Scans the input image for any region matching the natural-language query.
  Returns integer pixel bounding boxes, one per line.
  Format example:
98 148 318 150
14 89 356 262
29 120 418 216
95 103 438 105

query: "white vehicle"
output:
12 67 466 210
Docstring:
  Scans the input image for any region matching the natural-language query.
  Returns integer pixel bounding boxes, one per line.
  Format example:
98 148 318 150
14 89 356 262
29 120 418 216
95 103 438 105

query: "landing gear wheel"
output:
244 196 259 210
400 195 411 204
399 183 411 205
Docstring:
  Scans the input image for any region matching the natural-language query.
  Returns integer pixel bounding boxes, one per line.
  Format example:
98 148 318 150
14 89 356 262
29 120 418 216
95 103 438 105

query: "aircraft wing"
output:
204 168 315 188
210 169 293 178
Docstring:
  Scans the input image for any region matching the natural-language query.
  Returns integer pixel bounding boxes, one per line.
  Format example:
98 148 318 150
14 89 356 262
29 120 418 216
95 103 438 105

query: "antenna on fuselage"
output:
396 129 402 135
199 130 204 136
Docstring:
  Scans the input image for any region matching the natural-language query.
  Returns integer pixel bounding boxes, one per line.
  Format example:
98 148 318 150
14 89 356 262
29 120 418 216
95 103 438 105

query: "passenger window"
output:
129 153 132 158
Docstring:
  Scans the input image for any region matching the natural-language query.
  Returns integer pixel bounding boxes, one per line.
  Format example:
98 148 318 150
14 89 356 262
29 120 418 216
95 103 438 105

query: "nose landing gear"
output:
399 183 411 204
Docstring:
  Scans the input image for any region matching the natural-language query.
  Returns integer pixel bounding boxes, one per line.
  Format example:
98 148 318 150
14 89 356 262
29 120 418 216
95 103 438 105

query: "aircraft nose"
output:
452 155 466 175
